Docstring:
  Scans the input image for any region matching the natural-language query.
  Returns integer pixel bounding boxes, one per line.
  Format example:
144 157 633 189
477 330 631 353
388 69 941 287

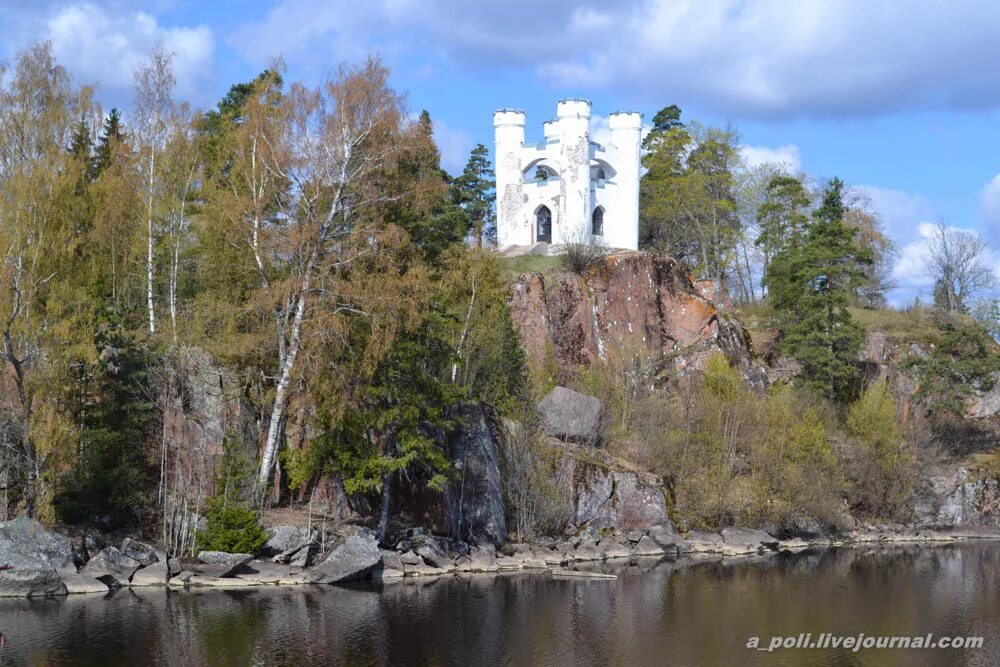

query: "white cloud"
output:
42 2 214 103
739 144 801 172
432 118 474 175
231 0 1000 119
590 114 652 151
890 221 1000 306
856 186 936 246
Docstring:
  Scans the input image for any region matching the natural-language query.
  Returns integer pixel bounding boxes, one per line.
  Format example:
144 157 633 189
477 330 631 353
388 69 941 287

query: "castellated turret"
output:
493 99 642 251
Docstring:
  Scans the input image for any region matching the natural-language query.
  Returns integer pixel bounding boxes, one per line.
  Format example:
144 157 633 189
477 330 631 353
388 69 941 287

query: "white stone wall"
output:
493 100 641 251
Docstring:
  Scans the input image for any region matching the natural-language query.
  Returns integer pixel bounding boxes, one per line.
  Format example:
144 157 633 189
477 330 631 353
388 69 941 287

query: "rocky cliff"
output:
508 252 753 383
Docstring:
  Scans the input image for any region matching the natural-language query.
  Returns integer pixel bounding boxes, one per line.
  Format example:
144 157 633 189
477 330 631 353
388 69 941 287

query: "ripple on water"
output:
0 544 997 666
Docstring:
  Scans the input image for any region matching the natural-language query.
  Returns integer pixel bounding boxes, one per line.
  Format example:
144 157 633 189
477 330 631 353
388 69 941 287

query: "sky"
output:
1 0 999 306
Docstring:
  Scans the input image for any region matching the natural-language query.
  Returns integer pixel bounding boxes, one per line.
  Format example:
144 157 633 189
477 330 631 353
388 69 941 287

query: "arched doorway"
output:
592 206 604 237
536 206 552 243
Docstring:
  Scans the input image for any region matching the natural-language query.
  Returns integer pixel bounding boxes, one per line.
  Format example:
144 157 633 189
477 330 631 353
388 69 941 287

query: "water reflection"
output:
0 543 997 666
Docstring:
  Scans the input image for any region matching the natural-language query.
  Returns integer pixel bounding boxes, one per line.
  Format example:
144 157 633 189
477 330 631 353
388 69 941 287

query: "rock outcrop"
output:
0 517 77 575
553 446 671 532
915 467 1000 529
509 252 751 382
393 403 507 547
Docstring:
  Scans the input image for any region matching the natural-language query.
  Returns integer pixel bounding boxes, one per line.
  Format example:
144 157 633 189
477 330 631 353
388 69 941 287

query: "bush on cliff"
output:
843 379 915 520
620 355 844 530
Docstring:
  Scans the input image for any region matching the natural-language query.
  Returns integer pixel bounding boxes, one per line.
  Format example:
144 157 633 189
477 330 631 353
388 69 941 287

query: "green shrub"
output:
196 498 267 554
843 379 915 519
621 354 844 530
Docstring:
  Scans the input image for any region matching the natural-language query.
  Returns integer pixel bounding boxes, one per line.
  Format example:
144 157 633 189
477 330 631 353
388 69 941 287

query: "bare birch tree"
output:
134 43 176 335
255 58 409 491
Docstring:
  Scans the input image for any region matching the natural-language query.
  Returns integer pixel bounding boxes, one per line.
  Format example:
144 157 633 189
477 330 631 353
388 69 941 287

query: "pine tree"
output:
764 178 873 401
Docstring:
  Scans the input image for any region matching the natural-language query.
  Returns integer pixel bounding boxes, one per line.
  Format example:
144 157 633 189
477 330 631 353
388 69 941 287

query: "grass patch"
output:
501 254 564 278
846 306 947 346
736 302 951 348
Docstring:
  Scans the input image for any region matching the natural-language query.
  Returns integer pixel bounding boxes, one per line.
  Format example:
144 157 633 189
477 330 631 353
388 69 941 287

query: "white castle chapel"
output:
494 99 642 251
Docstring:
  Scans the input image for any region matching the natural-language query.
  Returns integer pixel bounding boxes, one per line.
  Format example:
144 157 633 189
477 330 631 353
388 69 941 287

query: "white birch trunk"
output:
146 147 156 334
256 260 313 488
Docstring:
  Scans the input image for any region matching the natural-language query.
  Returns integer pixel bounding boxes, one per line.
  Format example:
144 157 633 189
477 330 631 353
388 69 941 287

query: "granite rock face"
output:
0 517 77 575
557 452 671 532
916 468 1000 529
508 252 751 383
392 403 508 547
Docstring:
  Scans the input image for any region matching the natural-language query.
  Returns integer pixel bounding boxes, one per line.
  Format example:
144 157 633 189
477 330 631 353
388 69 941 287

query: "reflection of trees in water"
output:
0 545 998 665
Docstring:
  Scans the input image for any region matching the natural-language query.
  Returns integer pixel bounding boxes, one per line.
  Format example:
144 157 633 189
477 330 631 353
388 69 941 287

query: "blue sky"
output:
1 0 999 304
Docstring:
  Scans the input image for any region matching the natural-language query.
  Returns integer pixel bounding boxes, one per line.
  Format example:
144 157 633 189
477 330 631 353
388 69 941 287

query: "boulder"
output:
630 535 665 557
720 528 779 554
0 517 77 575
288 543 315 568
197 550 254 566
80 547 141 587
395 532 452 569
399 551 422 566
373 550 406 579
416 542 450 569
538 387 603 444
573 539 602 562
311 527 381 583
601 539 631 560
193 551 253 577
467 545 499 572
130 561 169 586
263 525 306 556
0 569 67 597
121 538 160 566
63 573 110 594
686 531 725 552
647 524 688 555
232 560 306 585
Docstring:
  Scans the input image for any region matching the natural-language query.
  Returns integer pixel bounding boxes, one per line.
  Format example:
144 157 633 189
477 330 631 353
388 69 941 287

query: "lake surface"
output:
0 542 998 666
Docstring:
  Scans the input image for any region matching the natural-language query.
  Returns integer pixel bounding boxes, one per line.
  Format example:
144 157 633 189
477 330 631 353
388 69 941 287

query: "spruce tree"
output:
452 143 496 248
764 178 873 401
91 108 124 181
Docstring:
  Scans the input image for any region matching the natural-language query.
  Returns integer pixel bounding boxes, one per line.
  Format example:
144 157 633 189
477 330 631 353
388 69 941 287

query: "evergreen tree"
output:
755 174 811 267
452 143 496 249
91 108 124 181
388 110 466 263
764 178 872 401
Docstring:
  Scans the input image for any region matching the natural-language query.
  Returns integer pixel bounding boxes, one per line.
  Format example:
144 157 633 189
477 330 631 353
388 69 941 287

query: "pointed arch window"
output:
592 207 604 237
536 206 552 243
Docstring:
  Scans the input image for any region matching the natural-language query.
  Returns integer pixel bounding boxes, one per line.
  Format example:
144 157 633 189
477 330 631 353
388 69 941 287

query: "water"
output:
0 543 998 666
